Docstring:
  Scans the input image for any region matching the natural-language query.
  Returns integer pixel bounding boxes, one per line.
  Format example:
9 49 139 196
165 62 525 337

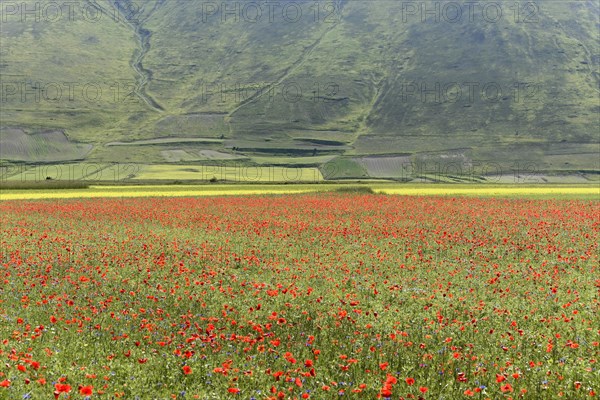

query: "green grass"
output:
321 158 369 179
0 181 89 190
332 186 376 194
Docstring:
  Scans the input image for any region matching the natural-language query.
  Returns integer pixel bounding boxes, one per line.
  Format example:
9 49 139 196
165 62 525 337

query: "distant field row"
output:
0 184 598 201
3 162 598 185
1 163 324 183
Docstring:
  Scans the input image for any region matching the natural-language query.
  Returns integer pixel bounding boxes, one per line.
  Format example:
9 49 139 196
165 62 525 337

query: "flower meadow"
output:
0 194 598 399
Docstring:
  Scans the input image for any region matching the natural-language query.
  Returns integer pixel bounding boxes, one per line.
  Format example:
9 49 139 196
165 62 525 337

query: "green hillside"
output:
1 0 598 181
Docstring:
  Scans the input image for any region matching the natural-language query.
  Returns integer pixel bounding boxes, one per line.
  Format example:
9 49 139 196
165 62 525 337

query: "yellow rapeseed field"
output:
0 184 598 201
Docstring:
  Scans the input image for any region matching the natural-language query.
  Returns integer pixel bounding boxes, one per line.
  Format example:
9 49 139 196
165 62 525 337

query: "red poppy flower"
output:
55 383 72 393
501 384 513 393
182 365 192 375
79 385 93 395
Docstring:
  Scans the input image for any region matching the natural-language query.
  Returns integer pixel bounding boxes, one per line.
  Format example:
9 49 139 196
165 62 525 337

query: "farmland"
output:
0 193 598 399
0 183 598 201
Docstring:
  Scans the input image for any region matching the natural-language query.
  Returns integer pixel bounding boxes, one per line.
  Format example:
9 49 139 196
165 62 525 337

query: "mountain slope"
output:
1 0 598 179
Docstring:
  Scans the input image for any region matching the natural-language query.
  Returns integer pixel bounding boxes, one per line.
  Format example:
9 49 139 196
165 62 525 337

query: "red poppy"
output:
55 383 72 393
501 384 513 393
79 385 93 395
405 377 415 386
182 365 192 375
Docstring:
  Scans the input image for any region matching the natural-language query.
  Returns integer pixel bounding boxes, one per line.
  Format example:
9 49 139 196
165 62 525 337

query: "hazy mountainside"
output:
1 0 598 180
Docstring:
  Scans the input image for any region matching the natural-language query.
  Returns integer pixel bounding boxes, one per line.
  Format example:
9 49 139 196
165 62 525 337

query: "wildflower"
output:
79 386 93 396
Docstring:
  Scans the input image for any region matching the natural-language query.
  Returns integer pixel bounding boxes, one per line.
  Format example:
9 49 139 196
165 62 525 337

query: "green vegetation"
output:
0 1 597 178
321 157 369 179
332 186 376 194
0 181 89 190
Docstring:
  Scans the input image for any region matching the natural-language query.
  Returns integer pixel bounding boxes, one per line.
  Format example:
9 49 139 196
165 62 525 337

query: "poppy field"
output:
0 194 598 399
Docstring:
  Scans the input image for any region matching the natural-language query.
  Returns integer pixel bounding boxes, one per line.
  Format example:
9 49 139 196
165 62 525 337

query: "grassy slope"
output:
0 1 149 142
0 0 598 175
